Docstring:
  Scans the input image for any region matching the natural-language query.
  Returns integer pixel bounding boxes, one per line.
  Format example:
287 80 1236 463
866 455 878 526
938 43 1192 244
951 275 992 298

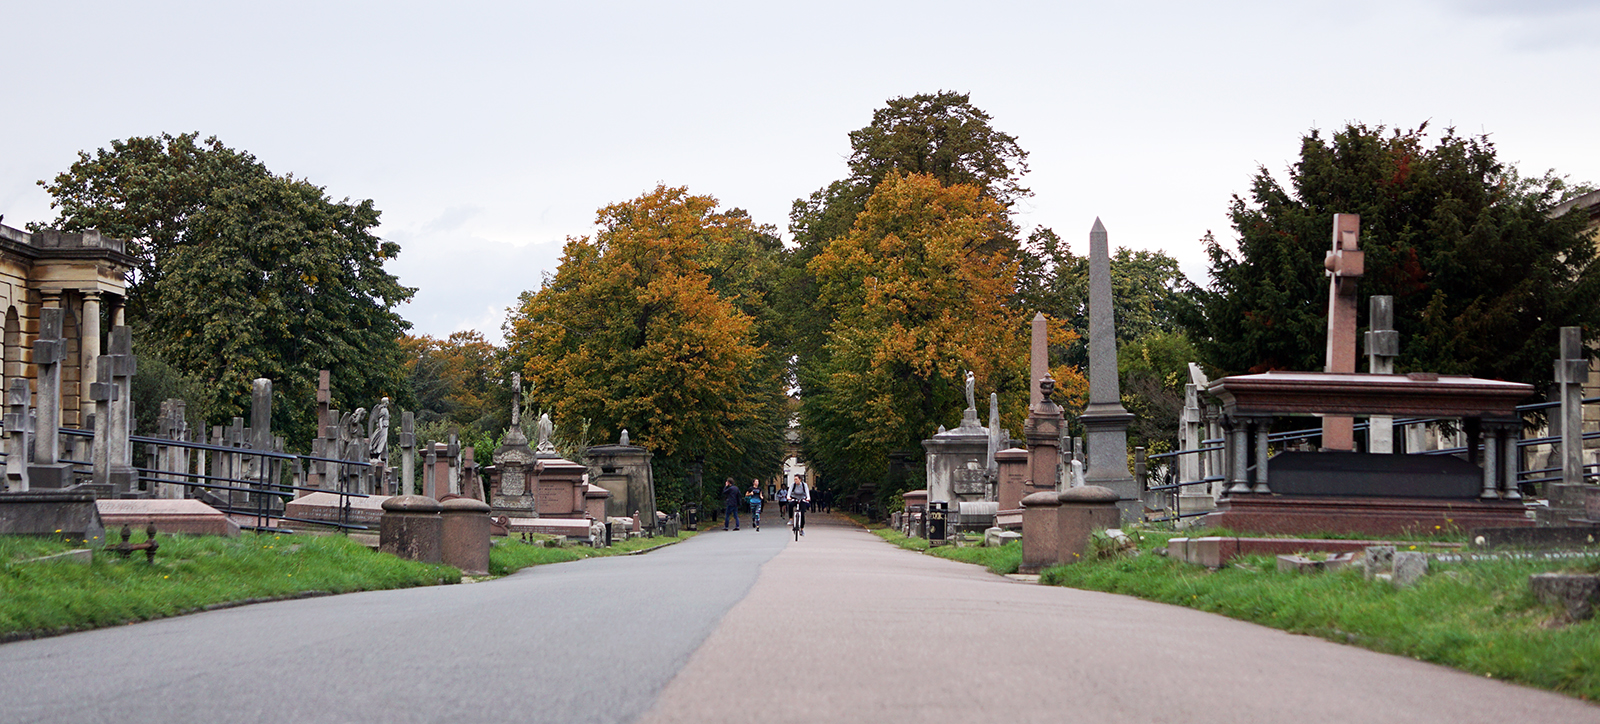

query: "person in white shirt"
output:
787 477 811 534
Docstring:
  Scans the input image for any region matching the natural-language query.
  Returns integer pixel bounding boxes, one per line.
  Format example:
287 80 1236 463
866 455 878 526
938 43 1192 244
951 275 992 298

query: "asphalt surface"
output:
0 523 788 724
3 512 1597 724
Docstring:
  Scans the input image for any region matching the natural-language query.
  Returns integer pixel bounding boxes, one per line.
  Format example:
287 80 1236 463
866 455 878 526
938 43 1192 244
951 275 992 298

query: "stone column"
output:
1029 312 1048 411
78 291 101 440
1365 295 1399 453
249 379 273 498
1322 213 1364 451
1080 219 1137 519
89 358 114 489
1252 418 1272 494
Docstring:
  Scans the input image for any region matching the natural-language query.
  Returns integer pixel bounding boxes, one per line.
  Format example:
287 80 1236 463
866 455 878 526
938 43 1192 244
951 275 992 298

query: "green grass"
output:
1043 534 1600 701
488 530 695 575
1 532 459 639
867 527 1023 574
2 528 696 640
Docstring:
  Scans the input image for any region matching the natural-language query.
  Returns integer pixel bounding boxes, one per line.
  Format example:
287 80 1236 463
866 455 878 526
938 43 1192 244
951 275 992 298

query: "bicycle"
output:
791 499 807 541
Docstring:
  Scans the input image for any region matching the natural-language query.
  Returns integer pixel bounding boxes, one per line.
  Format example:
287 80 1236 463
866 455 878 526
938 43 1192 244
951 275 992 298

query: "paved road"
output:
0 523 789 724
3 513 1596 723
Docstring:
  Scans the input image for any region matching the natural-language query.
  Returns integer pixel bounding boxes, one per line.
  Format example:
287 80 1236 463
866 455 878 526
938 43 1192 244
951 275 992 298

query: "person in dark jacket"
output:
721 478 741 531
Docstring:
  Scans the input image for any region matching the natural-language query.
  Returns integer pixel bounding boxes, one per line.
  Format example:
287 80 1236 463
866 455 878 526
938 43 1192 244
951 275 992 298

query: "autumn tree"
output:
505 186 786 508
37 135 413 446
1188 123 1600 389
801 173 1084 504
402 331 508 430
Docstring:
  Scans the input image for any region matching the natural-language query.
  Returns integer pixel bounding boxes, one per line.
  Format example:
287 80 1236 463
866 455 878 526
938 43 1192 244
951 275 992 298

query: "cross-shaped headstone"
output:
1322 213 1363 451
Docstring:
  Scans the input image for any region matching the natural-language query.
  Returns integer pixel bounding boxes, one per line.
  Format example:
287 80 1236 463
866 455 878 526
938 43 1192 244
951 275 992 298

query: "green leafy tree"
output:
37 134 413 446
1189 123 1600 389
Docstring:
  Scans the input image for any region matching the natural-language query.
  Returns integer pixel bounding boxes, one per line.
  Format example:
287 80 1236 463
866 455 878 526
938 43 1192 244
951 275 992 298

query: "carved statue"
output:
368 397 390 461
964 370 976 411
620 429 630 446
536 412 557 455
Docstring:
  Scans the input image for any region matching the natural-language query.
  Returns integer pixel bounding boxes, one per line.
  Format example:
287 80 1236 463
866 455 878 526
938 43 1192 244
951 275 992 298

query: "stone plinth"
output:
1019 491 1061 574
489 427 536 518
922 412 990 505
584 484 610 521
505 517 594 540
379 495 442 563
994 448 1029 525
0 491 105 544
534 457 590 518
582 443 657 530
440 497 491 576
283 492 389 529
1201 495 1529 538
1056 485 1121 564
96 499 239 537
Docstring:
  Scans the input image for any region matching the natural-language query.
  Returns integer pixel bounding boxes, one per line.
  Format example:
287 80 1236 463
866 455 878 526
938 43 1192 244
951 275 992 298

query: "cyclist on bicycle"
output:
787 476 811 535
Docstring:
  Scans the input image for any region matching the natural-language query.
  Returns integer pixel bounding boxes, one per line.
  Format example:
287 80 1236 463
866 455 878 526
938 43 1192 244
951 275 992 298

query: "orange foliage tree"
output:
505 186 784 496
801 172 1085 497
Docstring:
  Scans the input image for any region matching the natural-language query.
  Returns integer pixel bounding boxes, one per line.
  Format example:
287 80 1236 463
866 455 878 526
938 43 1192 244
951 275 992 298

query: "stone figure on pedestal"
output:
536 412 558 456
368 398 390 462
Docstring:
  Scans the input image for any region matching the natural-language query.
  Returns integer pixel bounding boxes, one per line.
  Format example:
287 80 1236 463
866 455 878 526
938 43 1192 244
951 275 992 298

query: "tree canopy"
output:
37 133 413 445
505 185 786 505
1188 123 1600 389
800 172 1083 498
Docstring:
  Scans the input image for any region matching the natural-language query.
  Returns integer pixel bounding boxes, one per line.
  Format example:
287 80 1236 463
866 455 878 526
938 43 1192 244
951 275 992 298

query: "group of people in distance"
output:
720 476 811 534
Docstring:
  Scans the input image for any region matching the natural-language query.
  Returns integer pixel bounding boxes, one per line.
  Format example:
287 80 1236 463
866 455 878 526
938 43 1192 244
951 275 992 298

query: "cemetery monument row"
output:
1200 214 1534 536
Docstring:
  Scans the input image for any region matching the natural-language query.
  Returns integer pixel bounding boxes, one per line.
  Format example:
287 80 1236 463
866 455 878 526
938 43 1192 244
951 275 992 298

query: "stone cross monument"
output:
28 309 72 489
1079 219 1136 519
1323 213 1364 451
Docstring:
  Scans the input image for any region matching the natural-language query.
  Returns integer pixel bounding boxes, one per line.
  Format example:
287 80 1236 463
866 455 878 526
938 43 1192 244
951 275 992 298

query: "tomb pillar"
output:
1251 417 1272 494
27 308 72 489
4 379 30 491
78 291 101 435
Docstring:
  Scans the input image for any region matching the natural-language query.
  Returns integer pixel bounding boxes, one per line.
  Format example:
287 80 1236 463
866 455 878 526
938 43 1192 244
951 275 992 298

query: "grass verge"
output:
2 528 696 641
1043 535 1600 701
1 532 458 640
488 530 695 575
868 528 1023 575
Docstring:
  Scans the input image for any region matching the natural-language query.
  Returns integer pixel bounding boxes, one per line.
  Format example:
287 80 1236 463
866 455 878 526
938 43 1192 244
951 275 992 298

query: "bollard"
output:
379 495 443 563
440 497 491 575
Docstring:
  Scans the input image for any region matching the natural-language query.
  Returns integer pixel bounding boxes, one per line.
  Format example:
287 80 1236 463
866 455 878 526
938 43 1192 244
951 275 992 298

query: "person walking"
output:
746 481 763 532
787 476 811 535
775 484 789 523
721 478 741 531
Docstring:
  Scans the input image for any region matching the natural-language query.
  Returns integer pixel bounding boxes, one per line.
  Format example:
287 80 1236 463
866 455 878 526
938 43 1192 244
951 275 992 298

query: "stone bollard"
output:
380 495 443 563
1019 491 1062 574
440 497 492 576
1057 485 1121 564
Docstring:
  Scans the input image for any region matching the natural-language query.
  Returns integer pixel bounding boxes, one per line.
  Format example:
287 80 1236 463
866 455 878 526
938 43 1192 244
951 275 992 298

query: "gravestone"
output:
1029 312 1047 411
490 375 536 517
1080 220 1136 519
1025 375 1064 500
1543 327 1591 525
923 371 991 505
4 380 30 491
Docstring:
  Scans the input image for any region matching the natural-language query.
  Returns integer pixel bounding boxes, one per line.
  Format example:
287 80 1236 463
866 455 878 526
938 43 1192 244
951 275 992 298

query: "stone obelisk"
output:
1080 219 1137 520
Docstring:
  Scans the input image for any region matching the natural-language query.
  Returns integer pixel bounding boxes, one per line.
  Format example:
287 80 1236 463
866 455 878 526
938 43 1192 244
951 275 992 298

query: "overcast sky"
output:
4 0 1597 344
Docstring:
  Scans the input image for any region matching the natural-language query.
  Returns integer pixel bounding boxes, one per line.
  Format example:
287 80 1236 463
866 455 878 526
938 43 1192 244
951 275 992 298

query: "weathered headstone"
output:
1322 213 1363 451
1080 219 1136 519
1025 375 1064 499
1391 551 1428 588
1545 326 1590 525
490 373 536 516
